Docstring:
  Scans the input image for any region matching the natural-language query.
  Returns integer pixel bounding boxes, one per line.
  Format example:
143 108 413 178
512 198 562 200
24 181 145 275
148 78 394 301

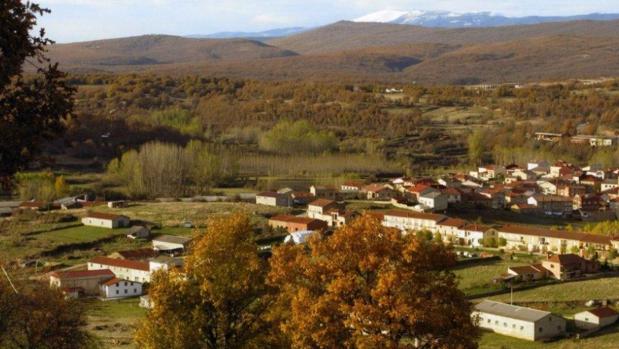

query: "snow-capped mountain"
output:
353 10 619 28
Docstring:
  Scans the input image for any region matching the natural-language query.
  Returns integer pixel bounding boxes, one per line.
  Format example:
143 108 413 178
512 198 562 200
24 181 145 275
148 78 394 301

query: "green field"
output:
489 277 619 304
84 298 146 349
35 225 127 244
454 254 542 296
479 328 619 349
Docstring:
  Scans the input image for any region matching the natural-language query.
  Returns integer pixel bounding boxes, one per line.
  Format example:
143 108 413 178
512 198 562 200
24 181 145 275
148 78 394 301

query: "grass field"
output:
35 225 127 244
454 254 542 296
84 298 146 349
489 277 619 304
479 328 619 349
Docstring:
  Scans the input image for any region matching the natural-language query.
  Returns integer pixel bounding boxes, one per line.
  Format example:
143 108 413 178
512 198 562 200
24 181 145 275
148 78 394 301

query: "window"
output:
134 289 137 294
520 326 524 330
539 327 543 333
124 289 128 294
116 290 119 295
487 319 491 324
495 321 499 325
504 322 507 327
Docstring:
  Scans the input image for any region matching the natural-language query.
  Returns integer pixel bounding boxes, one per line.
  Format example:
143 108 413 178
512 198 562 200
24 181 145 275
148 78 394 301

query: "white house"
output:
82 212 130 229
88 256 151 283
149 256 184 273
382 210 447 233
473 300 566 341
418 191 448 211
284 230 317 245
255 192 291 207
601 179 619 192
152 235 192 252
100 278 143 299
574 307 619 330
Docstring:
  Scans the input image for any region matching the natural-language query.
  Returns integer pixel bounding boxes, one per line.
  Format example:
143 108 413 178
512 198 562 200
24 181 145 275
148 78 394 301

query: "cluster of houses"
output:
257 160 619 220
49 212 191 302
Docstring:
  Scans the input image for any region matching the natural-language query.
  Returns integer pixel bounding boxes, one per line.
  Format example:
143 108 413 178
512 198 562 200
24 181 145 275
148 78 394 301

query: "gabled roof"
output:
382 210 447 222
270 215 323 225
112 248 158 260
50 269 114 279
587 307 618 319
89 256 150 271
308 198 336 208
363 183 390 193
101 277 121 286
153 235 192 245
547 254 586 265
499 225 611 245
508 264 545 275
474 300 551 322
437 218 467 228
85 212 128 220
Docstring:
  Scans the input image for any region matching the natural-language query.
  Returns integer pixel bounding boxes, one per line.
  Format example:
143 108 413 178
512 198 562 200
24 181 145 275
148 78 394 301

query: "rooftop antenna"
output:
1 265 19 294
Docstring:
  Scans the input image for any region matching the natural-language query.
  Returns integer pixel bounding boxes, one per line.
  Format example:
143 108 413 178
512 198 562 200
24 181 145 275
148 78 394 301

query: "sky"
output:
36 0 619 43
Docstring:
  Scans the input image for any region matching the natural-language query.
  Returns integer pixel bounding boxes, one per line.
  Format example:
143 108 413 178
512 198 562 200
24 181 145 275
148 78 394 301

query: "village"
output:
2 158 619 347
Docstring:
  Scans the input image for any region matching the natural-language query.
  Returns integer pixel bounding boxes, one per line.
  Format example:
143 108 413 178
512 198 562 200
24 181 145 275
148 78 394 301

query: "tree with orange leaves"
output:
135 213 280 349
268 214 478 349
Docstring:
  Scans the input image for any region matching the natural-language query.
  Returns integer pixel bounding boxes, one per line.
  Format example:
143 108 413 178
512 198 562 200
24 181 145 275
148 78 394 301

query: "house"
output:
557 184 586 198
307 199 339 217
574 307 619 330
507 264 548 282
49 269 115 296
443 187 462 204
472 300 566 341
152 235 192 253
126 225 151 239
362 183 395 201
573 194 604 212
497 225 611 254
436 218 468 243
477 165 506 181
255 192 291 207
269 215 327 233
526 195 572 215
381 210 447 233
511 169 537 181
108 248 158 261
571 135 616 147
537 180 559 195
290 191 314 205
82 212 130 229
417 191 448 211
309 185 338 200
535 132 564 142
601 179 619 192
461 223 496 247
408 183 438 200
541 254 600 280
88 256 151 283
100 278 143 299
340 180 365 193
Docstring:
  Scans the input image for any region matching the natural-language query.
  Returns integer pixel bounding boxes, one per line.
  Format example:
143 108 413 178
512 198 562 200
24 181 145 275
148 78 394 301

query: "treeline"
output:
106 141 238 198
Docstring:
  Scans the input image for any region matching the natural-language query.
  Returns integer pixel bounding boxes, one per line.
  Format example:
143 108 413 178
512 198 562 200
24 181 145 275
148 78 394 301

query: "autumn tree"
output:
0 1 75 186
0 279 96 348
467 129 486 166
269 214 478 349
135 214 278 349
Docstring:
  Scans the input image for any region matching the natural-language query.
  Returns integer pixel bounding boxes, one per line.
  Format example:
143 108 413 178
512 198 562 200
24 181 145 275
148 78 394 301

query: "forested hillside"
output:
45 20 619 84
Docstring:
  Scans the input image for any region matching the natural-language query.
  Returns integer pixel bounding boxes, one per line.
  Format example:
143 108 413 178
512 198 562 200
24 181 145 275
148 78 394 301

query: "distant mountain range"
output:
353 10 619 28
188 27 307 40
47 18 619 85
187 11 619 40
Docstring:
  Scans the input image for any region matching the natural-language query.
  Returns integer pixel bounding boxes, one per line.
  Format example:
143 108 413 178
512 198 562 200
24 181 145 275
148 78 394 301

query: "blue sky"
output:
37 0 619 43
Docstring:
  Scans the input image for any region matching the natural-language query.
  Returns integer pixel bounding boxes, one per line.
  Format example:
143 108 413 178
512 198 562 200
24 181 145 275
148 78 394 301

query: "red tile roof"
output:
499 225 611 245
101 277 121 286
588 307 618 319
50 269 114 279
383 210 447 222
270 215 321 225
89 256 150 271
112 248 158 260
547 254 586 265
308 198 337 208
438 218 467 228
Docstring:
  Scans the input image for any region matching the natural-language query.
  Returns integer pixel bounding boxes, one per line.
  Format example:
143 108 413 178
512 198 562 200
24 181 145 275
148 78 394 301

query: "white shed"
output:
472 300 566 341
574 307 619 330
82 212 130 229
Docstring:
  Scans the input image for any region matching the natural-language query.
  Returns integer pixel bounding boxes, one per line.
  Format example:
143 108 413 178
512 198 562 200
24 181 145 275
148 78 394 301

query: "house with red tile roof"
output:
269 215 327 233
541 254 600 280
49 269 114 296
497 225 610 254
575 307 619 330
100 278 143 299
88 256 151 283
